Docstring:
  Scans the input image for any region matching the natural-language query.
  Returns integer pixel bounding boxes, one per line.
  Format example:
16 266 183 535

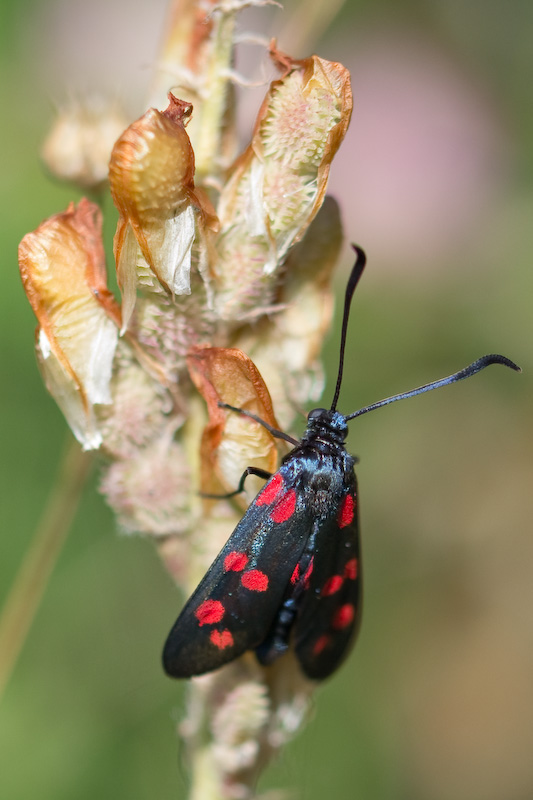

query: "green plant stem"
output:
189 744 221 800
193 9 236 179
0 436 92 701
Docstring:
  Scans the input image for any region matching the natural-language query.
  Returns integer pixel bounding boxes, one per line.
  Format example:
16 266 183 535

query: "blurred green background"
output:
1 0 531 798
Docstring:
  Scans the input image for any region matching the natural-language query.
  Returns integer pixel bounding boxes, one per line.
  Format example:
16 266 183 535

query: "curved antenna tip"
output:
351 243 366 263
345 352 521 422
475 354 521 373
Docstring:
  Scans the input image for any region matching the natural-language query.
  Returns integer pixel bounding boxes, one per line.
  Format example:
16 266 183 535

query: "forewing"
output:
163 470 312 678
294 480 361 680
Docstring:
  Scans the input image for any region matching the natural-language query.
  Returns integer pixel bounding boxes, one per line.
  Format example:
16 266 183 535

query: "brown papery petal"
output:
214 51 352 319
187 346 283 502
109 94 217 330
18 199 120 448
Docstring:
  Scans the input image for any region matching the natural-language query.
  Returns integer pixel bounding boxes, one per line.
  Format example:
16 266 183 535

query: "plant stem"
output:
193 9 236 179
189 744 222 800
0 436 92 701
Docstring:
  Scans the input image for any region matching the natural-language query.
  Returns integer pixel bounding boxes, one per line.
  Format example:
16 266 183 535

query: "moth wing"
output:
163 473 313 678
294 481 361 680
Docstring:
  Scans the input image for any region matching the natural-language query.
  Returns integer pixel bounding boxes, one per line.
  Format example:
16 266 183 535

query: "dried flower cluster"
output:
18 1 352 796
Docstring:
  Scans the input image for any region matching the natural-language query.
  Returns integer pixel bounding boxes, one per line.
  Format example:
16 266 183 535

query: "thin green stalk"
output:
189 746 222 800
0 436 92 701
193 9 236 178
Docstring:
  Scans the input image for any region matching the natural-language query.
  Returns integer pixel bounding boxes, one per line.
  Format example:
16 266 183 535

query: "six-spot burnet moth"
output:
163 246 520 681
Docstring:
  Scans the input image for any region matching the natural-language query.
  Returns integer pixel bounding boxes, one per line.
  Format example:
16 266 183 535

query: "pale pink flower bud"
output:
42 98 129 190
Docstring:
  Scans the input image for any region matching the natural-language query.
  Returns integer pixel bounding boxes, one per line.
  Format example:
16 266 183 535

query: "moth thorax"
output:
304 409 348 447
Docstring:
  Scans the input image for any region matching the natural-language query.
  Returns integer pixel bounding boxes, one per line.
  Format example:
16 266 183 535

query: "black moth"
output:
163 246 520 681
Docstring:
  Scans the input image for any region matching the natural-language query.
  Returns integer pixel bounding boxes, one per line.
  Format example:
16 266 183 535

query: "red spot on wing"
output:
241 569 269 592
321 575 344 596
195 599 224 626
312 635 331 656
256 473 284 506
344 558 358 580
210 629 234 649
332 603 355 630
290 563 300 584
224 551 249 572
338 494 355 528
271 489 297 523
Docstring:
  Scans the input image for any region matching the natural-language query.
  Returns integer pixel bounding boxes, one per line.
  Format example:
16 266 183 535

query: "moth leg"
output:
201 466 272 500
218 402 299 446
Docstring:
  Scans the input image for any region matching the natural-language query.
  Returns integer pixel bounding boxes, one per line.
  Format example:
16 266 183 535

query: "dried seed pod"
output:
187 346 282 502
109 94 217 330
214 51 352 319
19 199 121 449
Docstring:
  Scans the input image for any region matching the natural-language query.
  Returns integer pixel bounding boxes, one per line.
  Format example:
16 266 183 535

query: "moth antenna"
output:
345 354 521 421
330 245 366 412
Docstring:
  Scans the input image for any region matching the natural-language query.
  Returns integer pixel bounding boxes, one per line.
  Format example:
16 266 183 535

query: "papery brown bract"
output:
214 51 352 319
19 199 121 449
109 93 218 331
187 346 283 502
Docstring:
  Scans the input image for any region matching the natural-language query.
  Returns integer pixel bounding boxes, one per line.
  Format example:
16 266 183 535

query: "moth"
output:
163 247 520 680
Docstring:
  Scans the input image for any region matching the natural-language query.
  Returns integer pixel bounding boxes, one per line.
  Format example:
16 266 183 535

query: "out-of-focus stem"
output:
280 0 348 55
189 745 222 800
149 0 237 180
193 10 236 178
0 437 92 702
